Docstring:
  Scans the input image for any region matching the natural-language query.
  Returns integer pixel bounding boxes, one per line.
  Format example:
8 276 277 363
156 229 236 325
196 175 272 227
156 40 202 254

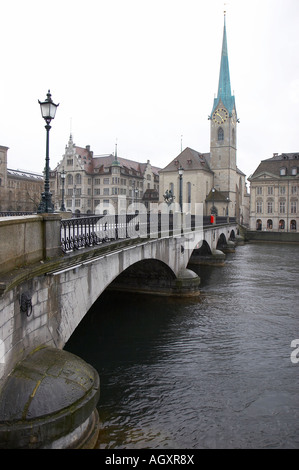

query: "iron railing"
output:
61 213 236 253
0 211 35 217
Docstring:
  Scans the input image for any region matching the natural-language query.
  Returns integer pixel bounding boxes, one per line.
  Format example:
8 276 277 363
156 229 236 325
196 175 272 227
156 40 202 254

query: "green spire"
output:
211 13 235 116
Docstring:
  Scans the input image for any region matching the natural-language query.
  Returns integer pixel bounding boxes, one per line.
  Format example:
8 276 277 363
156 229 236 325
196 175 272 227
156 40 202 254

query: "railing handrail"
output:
60 213 236 253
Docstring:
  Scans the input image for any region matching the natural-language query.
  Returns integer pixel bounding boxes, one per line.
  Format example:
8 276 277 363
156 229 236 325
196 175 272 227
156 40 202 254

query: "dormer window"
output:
291 167 297 175
280 167 287 176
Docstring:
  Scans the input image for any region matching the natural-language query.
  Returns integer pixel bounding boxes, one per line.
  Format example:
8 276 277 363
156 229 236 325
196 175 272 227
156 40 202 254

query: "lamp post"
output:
226 196 230 222
178 165 184 212
211 187 216 215
60 168 66 211
37 90 59 213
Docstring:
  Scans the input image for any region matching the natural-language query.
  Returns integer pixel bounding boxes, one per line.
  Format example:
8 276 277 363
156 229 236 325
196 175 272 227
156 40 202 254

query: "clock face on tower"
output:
212 107 228 124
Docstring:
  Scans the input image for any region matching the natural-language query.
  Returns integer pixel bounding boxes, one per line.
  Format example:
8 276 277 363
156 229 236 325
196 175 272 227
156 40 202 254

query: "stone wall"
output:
0 214 62 275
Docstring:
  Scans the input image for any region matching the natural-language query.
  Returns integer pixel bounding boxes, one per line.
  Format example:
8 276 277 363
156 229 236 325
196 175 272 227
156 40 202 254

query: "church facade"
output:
159 14 250 224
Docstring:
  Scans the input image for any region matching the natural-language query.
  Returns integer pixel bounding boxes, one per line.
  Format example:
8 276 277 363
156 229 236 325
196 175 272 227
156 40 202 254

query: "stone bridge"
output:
0 212 240 448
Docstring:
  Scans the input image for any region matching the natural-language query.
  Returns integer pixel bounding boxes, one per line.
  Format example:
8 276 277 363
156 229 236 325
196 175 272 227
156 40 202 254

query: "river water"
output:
65 242 299 449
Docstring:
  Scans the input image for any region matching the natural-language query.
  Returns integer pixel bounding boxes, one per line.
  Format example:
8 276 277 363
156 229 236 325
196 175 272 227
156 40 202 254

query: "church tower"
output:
209 13 238 199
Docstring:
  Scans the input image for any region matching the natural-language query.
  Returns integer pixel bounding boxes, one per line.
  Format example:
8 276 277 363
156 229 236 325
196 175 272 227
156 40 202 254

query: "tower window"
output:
218 127 224 141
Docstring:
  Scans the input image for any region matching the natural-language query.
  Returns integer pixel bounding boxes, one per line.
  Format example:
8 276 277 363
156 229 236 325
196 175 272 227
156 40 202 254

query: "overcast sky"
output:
1 0 299 184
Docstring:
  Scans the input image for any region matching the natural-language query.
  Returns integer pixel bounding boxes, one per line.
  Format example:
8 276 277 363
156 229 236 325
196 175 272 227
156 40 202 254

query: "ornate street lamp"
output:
60 168 66 211
37 90 59 213
178 165 184 212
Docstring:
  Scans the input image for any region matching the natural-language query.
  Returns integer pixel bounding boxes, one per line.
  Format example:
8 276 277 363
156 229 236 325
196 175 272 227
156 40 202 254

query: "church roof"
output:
159 147 212 173
211 14 236 116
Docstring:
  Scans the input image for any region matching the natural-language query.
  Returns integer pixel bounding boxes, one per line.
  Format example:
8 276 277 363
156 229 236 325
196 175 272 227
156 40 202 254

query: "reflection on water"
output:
65 243 299 449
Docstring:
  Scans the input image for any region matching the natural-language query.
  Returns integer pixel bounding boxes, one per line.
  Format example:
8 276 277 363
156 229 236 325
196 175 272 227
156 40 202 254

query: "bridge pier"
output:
188 248 226 267
173 268 201 296
0 346 100 449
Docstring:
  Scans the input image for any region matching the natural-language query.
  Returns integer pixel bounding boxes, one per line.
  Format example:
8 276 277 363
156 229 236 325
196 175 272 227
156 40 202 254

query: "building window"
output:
267 201 273 213
291 201 297 214
279 186 286 195
75 174 81 185
94 189 100 195
67 159 73 166
75 199 80 207
67 174 73 185
267 186 273 195
290 220 297 230
256 219 262 230
291 186 297 195
279 201 285 213
291 167 297 175
218 127 224 141
256 201 263 213
187 182 191 204
256 186 262 195
280 167 287 176
95 178 101 185
103 178 110 185
103 188 109 195
279 219 285 230
267 219 273 229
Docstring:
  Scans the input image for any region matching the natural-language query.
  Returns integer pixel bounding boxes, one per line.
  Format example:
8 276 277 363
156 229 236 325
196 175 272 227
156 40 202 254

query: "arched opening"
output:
290 220 296 231
229 229 236 240
216 233 227 250
279 219 285 230
267 219 273 229
189 240 212 260
256 219 262 231
107 259 177 294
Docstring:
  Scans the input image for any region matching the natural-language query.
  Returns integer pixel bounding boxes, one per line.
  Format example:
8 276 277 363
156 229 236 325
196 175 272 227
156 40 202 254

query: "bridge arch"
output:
216 233 228 251
108 259 177 294
0 220 238 383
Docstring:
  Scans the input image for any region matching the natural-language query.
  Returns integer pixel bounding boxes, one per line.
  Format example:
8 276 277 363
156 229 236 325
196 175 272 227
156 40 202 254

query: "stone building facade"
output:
0 146 43 212
159 15 249 224
50 135 160 214
248 152 299 232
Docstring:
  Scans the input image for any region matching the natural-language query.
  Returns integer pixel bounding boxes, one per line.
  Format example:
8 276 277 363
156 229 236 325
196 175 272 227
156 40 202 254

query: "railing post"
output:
42 213 62 260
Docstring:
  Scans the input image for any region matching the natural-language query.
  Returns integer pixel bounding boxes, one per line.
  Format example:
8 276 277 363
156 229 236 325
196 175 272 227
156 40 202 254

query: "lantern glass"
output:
39 90 59 122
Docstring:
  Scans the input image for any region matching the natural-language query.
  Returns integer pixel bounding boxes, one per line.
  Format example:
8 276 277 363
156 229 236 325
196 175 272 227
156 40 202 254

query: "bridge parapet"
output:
0 214 62 275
